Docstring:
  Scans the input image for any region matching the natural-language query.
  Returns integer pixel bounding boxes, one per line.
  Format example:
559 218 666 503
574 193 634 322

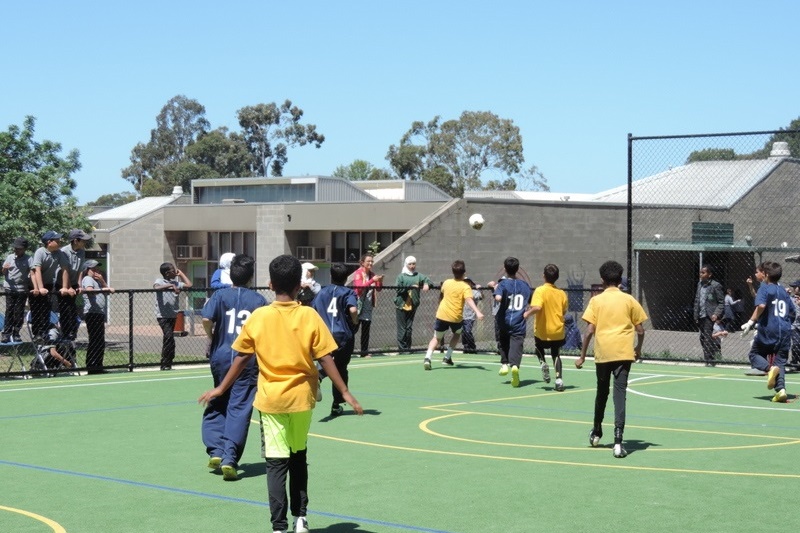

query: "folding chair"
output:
0 314 30 375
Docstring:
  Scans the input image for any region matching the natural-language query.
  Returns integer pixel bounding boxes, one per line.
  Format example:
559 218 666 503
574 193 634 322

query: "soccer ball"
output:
469 213 485 230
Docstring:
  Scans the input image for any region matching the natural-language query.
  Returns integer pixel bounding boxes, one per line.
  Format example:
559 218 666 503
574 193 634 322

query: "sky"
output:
4 0 800 204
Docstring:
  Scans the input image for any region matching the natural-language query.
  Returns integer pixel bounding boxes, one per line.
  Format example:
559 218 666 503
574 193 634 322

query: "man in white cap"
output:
297 262 320 305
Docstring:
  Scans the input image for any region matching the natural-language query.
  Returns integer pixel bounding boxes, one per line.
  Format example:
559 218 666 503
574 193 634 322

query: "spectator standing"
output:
81 260 114 374
297 262 321 306
201 254 266 480
210 252 235 290
393 256 431 353
154 262 192 370
58 229 92 341
693 264 725 367
30 231 71 341
460 277 482 353
2 237 31 343
352 253 383 357
789 280 800 367
576 260 647 459
562 314 582 351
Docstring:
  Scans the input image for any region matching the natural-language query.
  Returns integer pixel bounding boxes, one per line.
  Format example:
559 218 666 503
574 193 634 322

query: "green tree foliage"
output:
121 95 210 194
185 128 252 178
751 117 800 158
686 148 737 163
386 111 531 197
237 100 325 177
0 116 89 247
332 160 393 181
86 191 138 207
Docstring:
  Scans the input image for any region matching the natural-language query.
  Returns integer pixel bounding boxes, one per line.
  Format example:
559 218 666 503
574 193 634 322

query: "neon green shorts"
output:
259 410 312 458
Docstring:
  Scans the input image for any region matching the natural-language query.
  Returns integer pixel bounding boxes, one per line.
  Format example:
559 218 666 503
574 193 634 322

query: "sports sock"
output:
425 349 432 359
445 346 453 359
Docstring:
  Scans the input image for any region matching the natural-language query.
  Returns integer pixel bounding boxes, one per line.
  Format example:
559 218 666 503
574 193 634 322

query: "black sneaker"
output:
330 405 344 417
0 336 10 344
442 356 454 366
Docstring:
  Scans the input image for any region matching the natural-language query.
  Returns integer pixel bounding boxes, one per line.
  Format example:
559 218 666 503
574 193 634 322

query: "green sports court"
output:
1 353 797 533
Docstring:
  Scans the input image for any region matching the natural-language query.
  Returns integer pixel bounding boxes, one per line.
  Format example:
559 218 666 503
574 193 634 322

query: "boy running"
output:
527 264 568 391
494 257 533 387
575 261 646 458
423 259 484 370
201 254 267 480
740 261 794 402
311 262 359 417
199 255 362 533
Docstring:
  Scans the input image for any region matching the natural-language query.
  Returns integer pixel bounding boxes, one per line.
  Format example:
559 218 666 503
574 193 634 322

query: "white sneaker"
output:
294 516 309 533
554 378 564 392
498 364 509 376
613 443 628 458
423 358 431 371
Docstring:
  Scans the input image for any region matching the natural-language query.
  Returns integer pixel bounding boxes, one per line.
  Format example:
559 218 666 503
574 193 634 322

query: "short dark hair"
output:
269 254 302 295
503 257 519 277
159 262 175 277
701 263 714 276
599 260 624 286
543 263 559 283
451 259 466 279
229 254 255 286
761 261 783 282
330 262 348 285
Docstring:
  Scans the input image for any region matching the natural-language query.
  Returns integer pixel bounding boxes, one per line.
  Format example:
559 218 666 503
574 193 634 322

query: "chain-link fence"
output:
0 286 600 377
629 129 800 366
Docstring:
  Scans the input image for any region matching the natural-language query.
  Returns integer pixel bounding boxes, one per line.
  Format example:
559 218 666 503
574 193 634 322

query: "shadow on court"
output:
315 522 379 533
318 408 382 423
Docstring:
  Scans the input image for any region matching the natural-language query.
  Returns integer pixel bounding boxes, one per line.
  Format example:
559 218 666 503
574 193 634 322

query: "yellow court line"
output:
308 432 800 479
0 505 66 532
417 411 800 452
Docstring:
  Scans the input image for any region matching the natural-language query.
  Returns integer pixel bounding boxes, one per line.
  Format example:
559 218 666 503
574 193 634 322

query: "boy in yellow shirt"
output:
575 260 646 459
423 259 484 370
199 254 363 533
526 264 568 391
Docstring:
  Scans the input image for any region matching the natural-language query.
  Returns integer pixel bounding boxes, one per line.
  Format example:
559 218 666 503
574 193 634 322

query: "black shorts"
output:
434 319 463 334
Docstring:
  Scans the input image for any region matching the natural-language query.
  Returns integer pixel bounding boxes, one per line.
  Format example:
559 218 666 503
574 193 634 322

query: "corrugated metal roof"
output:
592 158 787 208
89 195 180 221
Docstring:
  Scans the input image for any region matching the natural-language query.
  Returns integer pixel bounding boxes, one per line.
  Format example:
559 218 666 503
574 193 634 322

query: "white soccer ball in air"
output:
469 213 485 230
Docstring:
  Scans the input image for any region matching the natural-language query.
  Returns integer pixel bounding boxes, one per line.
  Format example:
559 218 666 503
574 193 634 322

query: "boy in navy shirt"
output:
312 263 359 417
201 254 267 480
741 261 795 402
494 257 533 387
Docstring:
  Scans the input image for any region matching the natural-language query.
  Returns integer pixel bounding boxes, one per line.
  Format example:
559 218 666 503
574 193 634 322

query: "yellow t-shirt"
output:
581 286 647 363
531 283 568 341
436 279 473 323
232 300 338 414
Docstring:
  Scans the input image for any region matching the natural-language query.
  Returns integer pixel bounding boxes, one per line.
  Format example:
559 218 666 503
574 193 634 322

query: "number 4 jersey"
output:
202 287 268 363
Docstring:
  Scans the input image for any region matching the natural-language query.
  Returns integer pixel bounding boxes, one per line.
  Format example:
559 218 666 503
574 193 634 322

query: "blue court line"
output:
0 460 456 533
0 401 196 421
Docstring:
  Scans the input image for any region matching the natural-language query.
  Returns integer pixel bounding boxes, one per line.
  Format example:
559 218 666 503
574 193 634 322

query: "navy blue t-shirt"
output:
754 282 795 347
493 278 533 336
202 287 267 364
312 284 359 346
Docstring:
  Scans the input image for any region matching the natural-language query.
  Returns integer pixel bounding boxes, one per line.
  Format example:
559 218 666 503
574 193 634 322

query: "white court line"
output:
0 374 208 393
627 374 797 412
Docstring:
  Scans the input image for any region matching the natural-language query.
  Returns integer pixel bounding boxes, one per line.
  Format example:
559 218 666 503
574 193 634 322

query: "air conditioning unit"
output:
176 245 206 260
296 246 330 262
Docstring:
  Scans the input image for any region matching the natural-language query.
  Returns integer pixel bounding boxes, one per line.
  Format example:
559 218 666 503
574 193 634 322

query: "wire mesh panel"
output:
629 130 800 365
